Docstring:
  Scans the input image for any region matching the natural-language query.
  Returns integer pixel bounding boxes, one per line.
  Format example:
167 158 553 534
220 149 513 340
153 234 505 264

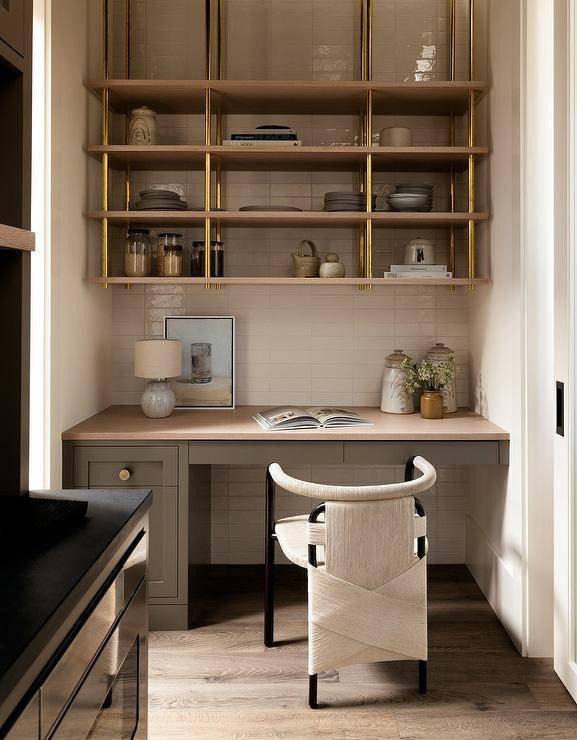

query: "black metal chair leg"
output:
418 660 427 694
308 674 318 709
264 470 276 647
264 537 275 646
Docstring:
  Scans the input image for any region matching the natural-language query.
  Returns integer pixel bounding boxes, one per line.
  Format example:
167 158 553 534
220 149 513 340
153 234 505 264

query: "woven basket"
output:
291 240 321 278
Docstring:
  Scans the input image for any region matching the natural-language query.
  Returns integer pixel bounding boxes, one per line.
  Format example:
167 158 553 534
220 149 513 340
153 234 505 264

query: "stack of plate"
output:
323 191 377 212
135 189 189 211
387 182 433 212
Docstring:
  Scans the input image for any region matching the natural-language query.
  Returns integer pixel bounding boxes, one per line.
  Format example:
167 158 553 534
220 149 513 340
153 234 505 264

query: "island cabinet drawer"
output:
73 446 178 487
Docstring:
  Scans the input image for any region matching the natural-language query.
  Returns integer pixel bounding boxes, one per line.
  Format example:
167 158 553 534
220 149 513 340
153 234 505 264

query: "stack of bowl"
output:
135 189 189 211
323 191 377 212
387 183 433 212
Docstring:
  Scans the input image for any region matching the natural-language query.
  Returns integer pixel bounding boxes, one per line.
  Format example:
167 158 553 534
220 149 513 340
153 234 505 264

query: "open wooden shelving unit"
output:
89 0 488 289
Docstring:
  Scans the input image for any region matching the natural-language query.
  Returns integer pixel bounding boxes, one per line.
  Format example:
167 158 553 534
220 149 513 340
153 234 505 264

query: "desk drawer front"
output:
188 441 343 466
344 441 501 466
73 446 178 487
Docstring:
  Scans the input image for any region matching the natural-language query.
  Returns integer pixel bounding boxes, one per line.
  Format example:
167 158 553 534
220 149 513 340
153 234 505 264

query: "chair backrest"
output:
269 456 436 589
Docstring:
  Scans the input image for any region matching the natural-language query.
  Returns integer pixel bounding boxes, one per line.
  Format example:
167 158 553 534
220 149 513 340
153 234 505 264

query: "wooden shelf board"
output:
88 144 488 172
0 224 35 252
87 79 489 116
87 210 489 228
87 210 365 227
89 276 490 286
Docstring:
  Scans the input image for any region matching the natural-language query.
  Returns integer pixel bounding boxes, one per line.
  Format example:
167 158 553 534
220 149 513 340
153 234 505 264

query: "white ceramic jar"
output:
319 252 345 278
426 342 457 413
404 237 436 265
379 126 412 147
128 106 158 145
380 349 415 414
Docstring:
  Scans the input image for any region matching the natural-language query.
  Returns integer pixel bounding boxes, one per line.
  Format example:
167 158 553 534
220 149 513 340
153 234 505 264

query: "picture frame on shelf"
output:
164 316 235 409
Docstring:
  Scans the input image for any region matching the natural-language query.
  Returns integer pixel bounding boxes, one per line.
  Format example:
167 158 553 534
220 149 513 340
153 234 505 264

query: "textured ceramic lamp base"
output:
141 380 176 418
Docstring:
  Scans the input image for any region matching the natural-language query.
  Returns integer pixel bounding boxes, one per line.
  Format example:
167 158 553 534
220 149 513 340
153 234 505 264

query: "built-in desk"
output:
62 406 509 628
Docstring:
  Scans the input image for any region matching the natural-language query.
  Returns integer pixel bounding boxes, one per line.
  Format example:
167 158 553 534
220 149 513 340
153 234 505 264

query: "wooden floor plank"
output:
149 565 575 739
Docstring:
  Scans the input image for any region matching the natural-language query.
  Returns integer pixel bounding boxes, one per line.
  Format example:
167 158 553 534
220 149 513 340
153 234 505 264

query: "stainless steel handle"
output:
118 467 132 481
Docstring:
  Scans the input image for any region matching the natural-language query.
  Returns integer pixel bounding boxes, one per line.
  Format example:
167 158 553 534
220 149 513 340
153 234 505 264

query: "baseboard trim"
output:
466 515 522 653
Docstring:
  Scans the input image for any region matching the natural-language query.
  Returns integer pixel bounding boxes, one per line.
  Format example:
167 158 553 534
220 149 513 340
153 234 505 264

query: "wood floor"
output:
148 565 577 739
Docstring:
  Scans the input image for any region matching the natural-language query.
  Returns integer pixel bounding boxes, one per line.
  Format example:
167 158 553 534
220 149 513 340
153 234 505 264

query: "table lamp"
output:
135 339 182 418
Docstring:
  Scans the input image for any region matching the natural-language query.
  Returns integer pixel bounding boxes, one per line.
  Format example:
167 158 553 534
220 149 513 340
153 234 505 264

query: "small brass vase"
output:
420 391 444 420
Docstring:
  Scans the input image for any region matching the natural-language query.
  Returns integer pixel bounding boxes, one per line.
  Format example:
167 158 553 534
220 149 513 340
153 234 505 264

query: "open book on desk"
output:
254 406 373 431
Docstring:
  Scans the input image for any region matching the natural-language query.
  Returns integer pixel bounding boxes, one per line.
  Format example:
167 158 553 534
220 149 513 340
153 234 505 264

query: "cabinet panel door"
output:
0 0 25 56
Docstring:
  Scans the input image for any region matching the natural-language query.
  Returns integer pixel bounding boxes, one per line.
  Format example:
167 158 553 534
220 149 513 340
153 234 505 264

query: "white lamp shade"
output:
134 339 182 379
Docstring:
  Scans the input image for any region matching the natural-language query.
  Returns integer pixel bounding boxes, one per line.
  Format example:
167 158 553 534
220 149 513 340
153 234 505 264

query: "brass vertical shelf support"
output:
365 88 373 287
214 0 223 289
467 0 476 290
124 0 132 289
101 0 110 289
204 92 212 288
204 0 213 289
448 0 456 290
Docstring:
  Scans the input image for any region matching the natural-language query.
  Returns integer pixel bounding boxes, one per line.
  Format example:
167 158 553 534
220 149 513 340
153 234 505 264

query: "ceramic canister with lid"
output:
426 342 457 413
380 349 414 414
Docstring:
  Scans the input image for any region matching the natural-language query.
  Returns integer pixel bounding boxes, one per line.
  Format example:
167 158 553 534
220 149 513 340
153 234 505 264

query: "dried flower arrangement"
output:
401 353 456 395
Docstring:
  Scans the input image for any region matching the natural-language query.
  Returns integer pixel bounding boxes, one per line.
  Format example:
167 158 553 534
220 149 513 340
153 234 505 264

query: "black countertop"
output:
0 488 152 722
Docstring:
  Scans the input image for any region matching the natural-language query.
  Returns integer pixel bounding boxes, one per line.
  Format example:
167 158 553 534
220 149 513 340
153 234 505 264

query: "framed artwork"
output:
164 316 235 409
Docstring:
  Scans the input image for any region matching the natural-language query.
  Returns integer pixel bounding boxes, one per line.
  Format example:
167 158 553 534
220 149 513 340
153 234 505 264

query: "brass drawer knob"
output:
118 468 132 481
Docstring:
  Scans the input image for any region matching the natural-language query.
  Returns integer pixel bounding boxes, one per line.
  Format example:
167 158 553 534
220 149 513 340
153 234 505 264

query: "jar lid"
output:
385 349 411 368
162 243 183 251
193 240 224 247
127 228 150 235
405 237 435 246
157 232 183 238
426 342 453 358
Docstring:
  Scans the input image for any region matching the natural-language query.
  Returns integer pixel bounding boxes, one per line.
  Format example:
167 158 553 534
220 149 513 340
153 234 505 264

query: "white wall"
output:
468 0 556 657
50 0 111 486
467 0 525 652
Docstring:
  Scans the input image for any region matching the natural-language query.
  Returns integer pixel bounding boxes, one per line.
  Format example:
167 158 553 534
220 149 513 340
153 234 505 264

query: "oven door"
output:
49 579 147 740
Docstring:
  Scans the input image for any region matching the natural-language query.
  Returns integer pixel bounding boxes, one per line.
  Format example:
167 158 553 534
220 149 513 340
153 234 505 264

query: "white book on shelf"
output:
389 264 448 272
222 140 303 148
384 271 453 279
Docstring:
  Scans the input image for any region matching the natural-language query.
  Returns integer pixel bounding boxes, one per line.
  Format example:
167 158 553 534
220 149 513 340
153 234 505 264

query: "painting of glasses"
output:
164 316 235 409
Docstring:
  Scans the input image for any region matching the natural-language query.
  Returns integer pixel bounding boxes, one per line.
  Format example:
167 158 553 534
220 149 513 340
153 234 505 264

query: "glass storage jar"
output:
192 240 224 278
124 228 151 277
157 233 184 277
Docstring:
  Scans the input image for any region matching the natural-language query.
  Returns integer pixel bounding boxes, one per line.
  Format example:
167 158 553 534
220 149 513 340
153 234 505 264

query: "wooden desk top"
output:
62 406 509 442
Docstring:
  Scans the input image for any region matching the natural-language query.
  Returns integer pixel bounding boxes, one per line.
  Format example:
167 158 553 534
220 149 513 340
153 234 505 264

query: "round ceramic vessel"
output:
141 380 176 418
380 349 414 414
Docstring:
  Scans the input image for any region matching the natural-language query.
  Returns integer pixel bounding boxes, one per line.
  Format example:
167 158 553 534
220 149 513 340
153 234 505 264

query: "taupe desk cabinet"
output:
63 405 509 630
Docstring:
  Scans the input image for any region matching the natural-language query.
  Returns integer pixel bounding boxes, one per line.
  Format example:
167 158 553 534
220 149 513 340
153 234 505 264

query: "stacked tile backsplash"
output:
106 0 475 564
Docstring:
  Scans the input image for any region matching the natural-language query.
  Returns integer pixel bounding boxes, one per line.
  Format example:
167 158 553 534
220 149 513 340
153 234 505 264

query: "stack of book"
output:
384 264 453 278
223 125 301 147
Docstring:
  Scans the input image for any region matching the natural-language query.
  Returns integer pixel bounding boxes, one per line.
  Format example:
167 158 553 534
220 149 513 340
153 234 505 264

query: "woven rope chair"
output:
264 455 436 709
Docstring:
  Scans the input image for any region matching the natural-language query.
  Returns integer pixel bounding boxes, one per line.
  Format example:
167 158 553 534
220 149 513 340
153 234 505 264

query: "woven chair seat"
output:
275 515 310 569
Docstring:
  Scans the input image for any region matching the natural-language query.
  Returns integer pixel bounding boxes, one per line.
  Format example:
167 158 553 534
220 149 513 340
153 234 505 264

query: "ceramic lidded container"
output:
319 252 345 278
128 106 158 145
426 342 457 413
380 349 414 414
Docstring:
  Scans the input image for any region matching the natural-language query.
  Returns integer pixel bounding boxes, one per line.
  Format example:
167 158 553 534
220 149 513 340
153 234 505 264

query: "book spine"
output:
389 264 448 272
230 134 298 141
223 140 302 148
384 272 453 279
